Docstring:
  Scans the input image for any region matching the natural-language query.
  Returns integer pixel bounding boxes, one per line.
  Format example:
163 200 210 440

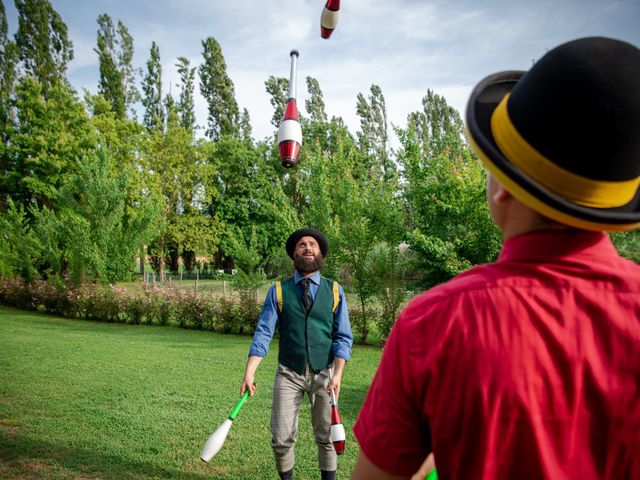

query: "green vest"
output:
277 276 335 375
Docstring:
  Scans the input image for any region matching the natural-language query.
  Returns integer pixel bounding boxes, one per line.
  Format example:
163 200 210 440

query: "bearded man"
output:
241 228 353 480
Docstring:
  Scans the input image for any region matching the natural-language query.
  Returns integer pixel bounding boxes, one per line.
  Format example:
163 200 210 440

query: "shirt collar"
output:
294 270 320 285
497 229 615 263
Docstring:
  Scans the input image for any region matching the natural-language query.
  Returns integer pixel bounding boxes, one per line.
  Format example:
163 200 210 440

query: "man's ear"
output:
492 183 511 203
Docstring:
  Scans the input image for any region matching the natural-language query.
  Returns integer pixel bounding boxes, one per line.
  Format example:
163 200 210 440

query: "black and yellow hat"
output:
286 228 329 259
466 37 640 231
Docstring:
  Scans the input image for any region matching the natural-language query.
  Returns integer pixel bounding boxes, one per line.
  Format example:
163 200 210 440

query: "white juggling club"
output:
200 390 249 462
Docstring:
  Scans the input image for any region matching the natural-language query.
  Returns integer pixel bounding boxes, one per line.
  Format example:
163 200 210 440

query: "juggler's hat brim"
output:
465 71 640 231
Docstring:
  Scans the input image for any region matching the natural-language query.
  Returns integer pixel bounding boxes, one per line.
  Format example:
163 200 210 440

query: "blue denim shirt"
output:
248 271 353 361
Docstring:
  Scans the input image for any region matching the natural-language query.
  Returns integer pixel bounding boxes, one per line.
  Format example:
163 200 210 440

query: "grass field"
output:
0 305 382 479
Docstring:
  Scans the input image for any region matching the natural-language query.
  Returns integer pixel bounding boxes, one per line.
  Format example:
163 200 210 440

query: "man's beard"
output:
294 252 324 274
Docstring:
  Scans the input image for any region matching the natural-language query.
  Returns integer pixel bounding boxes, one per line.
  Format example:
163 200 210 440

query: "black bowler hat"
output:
286 228 329 259
466 37 640 231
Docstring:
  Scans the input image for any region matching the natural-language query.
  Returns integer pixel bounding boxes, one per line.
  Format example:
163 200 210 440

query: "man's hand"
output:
240 355 263 397
327 357 346 400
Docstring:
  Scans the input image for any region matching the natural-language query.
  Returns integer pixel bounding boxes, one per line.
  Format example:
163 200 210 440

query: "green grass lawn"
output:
0 305 382 479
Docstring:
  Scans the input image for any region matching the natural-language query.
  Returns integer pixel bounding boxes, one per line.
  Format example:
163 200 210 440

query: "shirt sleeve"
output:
352 312 430 476
248 284 279 357
332 284 353 361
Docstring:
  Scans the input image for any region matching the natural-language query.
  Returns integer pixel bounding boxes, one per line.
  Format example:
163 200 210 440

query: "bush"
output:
0 277 262 337
349 306 379 345
236 289 261 335
375 287 408 341
217 296 238 333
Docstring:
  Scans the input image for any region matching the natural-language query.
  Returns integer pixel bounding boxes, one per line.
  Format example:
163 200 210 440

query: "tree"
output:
210 137 297 271
141 41 163 132
34 147 160 283
14 0 73 95
198 37 239 140
305 76 327 124
2 78 95 210
0 1 18 102
398 92 501 288
0 197 42 282
94 15 139 119
407 89 465 159
356 84 390 179
239 108 252 141
95 14 125 118
0 1 19 200
264 75 288 129
299 118 397 344
116 20 139 117
142 107 219 279
176 56 196 133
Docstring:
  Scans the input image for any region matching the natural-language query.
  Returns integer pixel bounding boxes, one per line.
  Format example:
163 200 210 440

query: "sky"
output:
4 0 640 145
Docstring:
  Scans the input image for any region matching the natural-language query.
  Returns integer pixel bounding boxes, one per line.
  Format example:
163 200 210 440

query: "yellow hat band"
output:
490 94 640 208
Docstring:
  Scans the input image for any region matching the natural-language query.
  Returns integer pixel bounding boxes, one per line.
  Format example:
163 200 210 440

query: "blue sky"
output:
4 0 640 144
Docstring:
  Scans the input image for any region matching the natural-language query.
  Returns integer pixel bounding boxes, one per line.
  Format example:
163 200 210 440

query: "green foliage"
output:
305 76 327 123
0 197 42 282
398 92 501 288
610 231 640 264
370 242 409 340
141 41 163 132
142 108 219 278
199 36 239 139
212 137 297 268
95 14 125 118
0 1 19 103
176 55 196 133
264 75 288 129
14 0 73 94
356 84 390 178
2 78 95 209
34 147 159 284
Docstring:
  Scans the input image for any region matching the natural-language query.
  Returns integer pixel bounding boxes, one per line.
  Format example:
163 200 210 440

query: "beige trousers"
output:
270 363 336 473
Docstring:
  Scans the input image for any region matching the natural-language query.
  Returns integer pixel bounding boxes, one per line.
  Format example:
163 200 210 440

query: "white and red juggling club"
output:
277 50 302 168
320 0 340 39
329 369 346 455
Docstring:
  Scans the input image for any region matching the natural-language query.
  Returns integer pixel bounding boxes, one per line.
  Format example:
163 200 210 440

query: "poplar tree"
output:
176 56 196 134
0 1 18 101
198 36 239 140
356 84 390 178
14 0 73 95
264 75 288 129
95 15 139 119
141 41 163 132
239 108 252 141
305 76 327 124
95 14 125 118
116 20 139 117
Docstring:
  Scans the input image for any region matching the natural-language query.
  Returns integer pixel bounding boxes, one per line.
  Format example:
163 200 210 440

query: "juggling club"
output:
320 0 340 39
200 390 249 462
277 50 302 168
329 369 346 455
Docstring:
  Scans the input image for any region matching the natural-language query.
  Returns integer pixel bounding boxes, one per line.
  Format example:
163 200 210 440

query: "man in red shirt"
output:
352 37 640 479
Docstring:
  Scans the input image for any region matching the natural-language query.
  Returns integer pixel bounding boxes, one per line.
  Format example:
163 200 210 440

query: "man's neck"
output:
296 270 318 278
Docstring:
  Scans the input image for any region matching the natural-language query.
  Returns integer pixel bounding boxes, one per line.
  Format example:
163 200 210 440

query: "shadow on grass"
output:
0 433 213 480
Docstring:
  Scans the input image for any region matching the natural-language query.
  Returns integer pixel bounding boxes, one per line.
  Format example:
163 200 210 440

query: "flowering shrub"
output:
0 277 260 336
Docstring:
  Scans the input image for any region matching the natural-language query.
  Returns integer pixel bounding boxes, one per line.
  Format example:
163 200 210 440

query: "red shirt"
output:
354 230 640 479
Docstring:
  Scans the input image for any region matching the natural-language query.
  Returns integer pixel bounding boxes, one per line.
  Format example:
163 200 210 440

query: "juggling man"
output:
241 228 353 480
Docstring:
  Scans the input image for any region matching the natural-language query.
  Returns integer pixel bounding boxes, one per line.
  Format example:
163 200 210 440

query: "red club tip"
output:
279 140 301 168
321 26 334 39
